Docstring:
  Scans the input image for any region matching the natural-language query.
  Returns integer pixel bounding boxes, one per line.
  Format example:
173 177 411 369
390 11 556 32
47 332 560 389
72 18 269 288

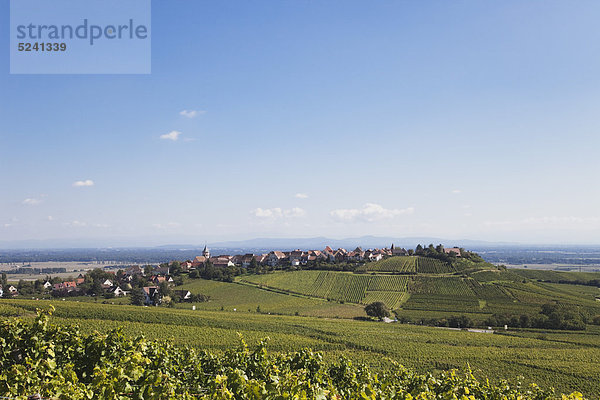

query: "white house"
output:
142 286 161 305
267 251 286 267
175 289 192 301
109 287 128 297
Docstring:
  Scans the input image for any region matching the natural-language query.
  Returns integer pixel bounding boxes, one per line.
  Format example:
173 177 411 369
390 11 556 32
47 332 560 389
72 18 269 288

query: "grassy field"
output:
1 299 599 397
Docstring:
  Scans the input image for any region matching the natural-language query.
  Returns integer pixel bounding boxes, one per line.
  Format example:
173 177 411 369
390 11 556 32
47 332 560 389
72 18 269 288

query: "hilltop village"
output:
0 244 465 305
188 244 462 269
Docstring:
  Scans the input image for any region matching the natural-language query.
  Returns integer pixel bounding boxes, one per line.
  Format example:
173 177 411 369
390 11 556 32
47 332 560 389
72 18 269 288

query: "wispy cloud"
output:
47 216 56 221
295 193 308 199
251 207 306 219
160 130 182 141
452 189 461 194
22 198 43 206
73 180 94 187
330 203 414 223
179 109 205 118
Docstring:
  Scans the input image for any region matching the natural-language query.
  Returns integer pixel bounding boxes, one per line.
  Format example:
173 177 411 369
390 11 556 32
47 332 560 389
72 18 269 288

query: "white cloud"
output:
179 109 205 118
295 193 308 199
22 198 42 206
452 189 461 194
330 203 414 223
160 130 182 141
285 207 306 217
251 207 306 219
47 216 56 221
73 180 94 187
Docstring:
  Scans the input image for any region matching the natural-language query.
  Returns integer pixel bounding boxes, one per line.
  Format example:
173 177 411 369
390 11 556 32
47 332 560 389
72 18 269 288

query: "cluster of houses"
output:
0 284 19 297
121 265 190 305
50 273 131 297
184 244 461 269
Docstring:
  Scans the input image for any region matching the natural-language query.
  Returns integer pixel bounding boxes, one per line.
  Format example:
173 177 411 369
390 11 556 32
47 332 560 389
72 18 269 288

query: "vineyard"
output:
362 256 455 274
0 301 599 397
408 276 476 297
362 256 417 273
3 266 599 396
416 257 454 273
241 271 410 308
511 269 600 283
361 291 408 309
178 276 365 318
367 275 409 291
240 267 600 317
1 308 590 399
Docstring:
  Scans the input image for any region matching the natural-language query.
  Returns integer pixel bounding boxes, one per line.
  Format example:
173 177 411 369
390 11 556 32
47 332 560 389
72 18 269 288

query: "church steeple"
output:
202 244 210 259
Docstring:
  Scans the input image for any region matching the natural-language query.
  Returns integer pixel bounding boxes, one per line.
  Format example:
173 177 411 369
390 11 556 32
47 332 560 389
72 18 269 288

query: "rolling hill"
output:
238 256 600 324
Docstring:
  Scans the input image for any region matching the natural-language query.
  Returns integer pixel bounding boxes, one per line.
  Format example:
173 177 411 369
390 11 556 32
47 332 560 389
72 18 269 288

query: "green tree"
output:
130 288 145 306
364 302 390 321
249 257 259 273
159 281 172 297
170 261 183 276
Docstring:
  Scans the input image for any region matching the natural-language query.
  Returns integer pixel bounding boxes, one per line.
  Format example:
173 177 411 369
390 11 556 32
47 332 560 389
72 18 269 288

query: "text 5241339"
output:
18 42 67 51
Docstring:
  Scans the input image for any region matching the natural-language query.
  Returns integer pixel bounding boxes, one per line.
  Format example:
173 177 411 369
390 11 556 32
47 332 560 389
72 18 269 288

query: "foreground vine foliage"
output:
0 307 586 399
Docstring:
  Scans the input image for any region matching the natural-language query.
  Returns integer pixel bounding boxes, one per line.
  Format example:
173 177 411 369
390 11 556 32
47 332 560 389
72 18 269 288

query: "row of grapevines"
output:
367 275 409 291
415 257 454 274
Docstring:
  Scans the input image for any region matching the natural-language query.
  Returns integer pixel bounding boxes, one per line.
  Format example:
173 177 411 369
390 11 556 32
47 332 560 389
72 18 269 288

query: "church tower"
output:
202 244 210 259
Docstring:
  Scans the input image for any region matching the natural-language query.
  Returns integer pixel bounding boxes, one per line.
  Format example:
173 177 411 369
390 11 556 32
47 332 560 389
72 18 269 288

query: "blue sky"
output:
2 1 600 246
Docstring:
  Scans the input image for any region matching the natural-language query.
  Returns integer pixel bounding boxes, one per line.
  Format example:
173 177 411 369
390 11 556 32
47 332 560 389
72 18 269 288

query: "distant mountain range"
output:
204 236 517 252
